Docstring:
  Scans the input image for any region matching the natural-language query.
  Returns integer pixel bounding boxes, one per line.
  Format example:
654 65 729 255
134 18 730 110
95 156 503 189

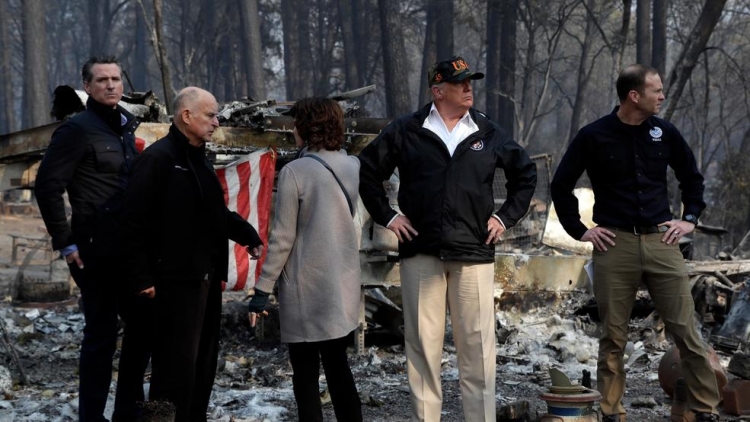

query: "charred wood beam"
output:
0 123 58 164
0 116 390 166
714 270 738 290
688 261 750 277
329 84 378 101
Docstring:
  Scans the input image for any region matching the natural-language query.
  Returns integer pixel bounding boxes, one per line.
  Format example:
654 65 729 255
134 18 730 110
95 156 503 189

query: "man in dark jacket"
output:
550 64 720 422
359 56 537 421
122 86 263 421
35 55 149 422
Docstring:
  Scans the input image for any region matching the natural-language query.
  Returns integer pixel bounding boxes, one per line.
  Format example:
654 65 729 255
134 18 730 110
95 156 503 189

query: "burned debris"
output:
3 230 750 420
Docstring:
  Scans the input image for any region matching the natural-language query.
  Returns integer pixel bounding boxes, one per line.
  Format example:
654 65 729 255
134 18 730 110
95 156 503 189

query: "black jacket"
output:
36 98 139 254
359 104 537 262
122 124 262 292
550 108 706 240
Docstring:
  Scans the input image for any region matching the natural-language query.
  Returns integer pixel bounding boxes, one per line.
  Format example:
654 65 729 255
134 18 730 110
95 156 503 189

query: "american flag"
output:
215 149 276 291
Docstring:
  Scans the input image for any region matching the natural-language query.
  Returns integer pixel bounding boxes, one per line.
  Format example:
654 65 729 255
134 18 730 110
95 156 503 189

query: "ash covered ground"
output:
0 214 744 421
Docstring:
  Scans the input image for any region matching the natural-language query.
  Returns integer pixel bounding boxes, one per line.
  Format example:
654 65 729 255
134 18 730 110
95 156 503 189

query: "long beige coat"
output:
256 149 361 343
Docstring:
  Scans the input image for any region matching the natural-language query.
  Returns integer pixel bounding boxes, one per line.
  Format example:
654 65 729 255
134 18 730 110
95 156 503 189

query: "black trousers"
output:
69 252 153 422
149 279 221 422
113 293 155 421
288 335 362 422
69 255 119 422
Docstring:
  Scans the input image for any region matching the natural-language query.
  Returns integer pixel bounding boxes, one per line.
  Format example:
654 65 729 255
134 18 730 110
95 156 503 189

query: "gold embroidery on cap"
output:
451 59 468 71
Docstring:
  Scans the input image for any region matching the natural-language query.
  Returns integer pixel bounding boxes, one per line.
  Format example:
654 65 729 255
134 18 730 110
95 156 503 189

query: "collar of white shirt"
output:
422 103 479 156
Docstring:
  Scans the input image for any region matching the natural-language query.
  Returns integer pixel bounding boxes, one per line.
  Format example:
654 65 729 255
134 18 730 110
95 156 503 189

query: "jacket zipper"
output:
185 149 204 202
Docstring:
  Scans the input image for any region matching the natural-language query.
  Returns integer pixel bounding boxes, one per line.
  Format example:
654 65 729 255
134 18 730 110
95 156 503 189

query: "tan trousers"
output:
400 254 496 422
593 229 720 417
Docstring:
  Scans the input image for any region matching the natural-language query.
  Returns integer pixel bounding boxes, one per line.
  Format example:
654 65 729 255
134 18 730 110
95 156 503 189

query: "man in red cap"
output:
359 56 537 421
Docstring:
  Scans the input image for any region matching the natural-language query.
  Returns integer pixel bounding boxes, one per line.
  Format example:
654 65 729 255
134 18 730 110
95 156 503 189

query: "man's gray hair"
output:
431 82 445 99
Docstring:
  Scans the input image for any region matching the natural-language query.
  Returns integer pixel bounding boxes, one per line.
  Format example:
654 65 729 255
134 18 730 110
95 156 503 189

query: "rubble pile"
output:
1 288 739 421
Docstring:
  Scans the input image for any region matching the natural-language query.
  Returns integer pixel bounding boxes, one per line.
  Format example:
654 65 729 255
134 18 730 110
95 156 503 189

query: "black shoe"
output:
695 413 720 422
602 415 625 422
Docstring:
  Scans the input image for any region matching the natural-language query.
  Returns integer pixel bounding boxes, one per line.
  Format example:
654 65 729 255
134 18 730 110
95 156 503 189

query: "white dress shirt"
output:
386 103 506 230
422 103 479 156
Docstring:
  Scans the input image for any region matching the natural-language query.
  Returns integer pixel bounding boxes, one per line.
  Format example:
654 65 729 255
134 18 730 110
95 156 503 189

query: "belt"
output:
610 225 668 235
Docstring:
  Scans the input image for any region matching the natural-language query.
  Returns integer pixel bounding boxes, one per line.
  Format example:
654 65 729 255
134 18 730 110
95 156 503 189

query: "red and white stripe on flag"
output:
215 149 276 291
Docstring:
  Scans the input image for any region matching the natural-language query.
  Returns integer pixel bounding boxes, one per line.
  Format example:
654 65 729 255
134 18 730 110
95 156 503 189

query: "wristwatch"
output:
683 214 698 225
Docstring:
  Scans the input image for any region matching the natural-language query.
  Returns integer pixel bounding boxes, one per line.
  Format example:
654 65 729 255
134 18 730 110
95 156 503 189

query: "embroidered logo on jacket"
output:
470 140 484 151
174 165 189 171
649 127 663 142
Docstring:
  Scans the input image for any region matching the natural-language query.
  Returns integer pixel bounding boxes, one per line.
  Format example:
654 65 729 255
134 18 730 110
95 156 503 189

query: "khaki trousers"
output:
593 229 720 416
400 254 496 422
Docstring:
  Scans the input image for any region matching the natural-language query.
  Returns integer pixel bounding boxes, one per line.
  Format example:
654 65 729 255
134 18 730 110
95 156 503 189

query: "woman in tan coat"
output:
248 97 362 421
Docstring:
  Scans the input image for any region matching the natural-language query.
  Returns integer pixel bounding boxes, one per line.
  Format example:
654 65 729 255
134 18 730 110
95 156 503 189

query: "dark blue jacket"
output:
550 107 706 240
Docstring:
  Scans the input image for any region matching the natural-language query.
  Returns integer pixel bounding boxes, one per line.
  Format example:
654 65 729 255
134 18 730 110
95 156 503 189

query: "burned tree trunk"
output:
132 2 149 91
338 0 362 92
240 0 266 100
88 0 106 55
22 0 49 129
636 0 651 65
435 0 453 60
221 31 234 102
418 0 437 107
651 0 667 76
0 0 15 133
486 0 502 122
204 0 220 96
568 0 597 142
663 0 727 121
312 3 338 96
175 0 191 87
498 0 517 134
280 0 313 99
487 0 518 132
351 0 368 87
613 0 632 80
152 0 174 113
280 0 299 99
378 0 411 117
